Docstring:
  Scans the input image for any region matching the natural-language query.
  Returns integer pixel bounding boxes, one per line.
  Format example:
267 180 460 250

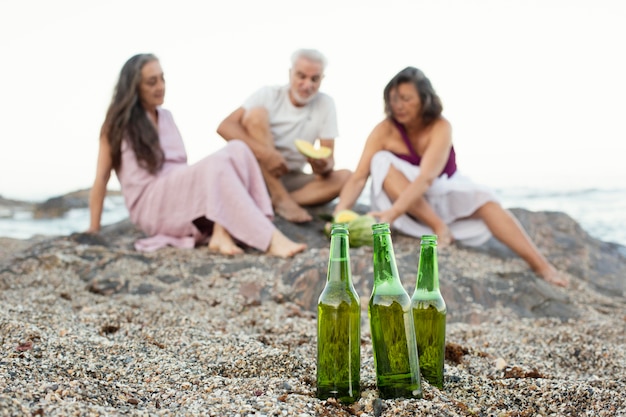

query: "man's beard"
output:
291 89 317 105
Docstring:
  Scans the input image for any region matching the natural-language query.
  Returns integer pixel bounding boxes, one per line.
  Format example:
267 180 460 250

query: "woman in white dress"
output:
334 66 568 287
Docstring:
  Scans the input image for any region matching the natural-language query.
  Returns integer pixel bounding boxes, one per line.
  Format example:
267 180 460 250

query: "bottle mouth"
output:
330 224 349 235
421 234 438 244
371 223 390 234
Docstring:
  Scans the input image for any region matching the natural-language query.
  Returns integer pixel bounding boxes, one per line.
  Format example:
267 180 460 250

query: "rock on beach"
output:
1 194 625 416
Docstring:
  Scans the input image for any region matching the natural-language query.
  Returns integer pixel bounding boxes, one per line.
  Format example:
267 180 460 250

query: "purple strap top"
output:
392 119 457 177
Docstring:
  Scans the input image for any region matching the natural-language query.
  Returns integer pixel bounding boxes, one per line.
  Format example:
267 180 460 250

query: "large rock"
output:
31 189 122 219
3 202 624 325
0 195 34 219
275 206 626 323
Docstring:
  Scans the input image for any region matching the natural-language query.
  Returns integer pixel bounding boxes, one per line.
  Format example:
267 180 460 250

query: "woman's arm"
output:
333 121 388 215
371 118 453 224
87 135 113 233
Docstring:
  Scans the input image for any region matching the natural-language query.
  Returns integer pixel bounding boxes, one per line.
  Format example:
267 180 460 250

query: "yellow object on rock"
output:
325 211 376 247
334 209 360 224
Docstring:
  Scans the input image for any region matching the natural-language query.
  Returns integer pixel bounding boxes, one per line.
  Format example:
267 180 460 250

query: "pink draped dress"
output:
116 108 275 252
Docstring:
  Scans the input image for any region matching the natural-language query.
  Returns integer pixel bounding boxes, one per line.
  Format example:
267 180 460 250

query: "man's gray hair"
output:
291 48 327 70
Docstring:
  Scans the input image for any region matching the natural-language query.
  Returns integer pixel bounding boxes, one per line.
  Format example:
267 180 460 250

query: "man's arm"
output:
217 106 287 177
217 107 265 154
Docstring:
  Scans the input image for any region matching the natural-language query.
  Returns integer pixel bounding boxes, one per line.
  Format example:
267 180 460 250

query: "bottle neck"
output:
416 243 439 292
327 232 351 285
372 231 401 285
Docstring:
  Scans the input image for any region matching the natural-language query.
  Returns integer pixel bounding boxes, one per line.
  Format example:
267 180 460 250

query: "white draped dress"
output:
369 150 497 246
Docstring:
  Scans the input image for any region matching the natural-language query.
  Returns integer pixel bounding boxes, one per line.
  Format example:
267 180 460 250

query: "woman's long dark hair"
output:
383 66 443 126
101 53 164 174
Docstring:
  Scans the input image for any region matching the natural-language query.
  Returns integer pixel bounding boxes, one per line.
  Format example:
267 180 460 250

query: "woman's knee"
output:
370 150 394 170
227 138 248 152
475 200 502 217
226 139 255 163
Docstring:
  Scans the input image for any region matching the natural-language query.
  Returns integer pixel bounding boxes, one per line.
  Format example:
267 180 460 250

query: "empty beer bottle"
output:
411 234 447 389
369 223 422 399
317 224 361 404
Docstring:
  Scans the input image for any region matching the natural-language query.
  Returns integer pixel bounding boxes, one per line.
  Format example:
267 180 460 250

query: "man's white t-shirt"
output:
242 84 339 172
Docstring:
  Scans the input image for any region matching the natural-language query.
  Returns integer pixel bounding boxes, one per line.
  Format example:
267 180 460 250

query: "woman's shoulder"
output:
367 118 402 144
370 118 397 137
431 116 451 130
158 107 173 117
157 107 177 124
362 119 401 152
425 117 452 139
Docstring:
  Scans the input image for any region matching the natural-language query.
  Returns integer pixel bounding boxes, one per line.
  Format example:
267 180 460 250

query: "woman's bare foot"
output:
535 263 569 287
274 198 312 223
267 229 307 258
433 226 454 249
208 224 244 256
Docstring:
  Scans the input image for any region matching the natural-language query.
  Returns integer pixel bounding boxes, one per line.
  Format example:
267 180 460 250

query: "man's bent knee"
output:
327 169 351 189
335 169 351 183
242 107 270 131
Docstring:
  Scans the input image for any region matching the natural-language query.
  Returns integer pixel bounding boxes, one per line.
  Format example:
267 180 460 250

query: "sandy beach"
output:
1 207 625 416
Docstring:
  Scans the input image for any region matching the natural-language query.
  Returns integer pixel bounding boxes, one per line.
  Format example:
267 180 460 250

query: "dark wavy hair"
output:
101 53 164 174
383 66 443 126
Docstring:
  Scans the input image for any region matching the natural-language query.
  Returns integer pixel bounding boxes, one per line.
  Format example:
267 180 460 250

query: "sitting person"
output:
88 53 306 258
333 66 568 287
217 48 351 223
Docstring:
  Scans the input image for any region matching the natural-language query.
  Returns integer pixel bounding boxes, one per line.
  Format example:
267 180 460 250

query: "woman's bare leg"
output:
266 229 307 258
474 202 568 287
208 223 244 255
383 165 453 246
381 164 566 286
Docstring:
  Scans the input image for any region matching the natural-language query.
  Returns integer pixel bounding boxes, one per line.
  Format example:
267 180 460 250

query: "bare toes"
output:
209 244 243 256
434 229 454 249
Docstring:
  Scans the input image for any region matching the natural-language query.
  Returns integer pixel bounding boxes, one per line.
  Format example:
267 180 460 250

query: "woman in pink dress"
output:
88 53 306 258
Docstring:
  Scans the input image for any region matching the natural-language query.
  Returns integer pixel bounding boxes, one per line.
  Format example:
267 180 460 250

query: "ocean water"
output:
496 187 626 246
0 196 129 241
1 187 625 247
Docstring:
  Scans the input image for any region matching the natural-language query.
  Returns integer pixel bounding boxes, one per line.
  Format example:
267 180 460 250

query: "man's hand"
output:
308 156 333 176
260 148 289 177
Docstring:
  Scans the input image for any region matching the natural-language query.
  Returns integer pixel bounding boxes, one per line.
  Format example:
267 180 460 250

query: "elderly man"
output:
217 48 350 223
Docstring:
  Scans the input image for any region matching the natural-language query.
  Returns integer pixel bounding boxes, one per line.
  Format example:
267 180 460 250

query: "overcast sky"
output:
1 0 625 201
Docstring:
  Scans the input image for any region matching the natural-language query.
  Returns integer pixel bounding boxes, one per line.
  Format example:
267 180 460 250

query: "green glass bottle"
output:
368 223 422 399
316 224 361 404
411 234 447 389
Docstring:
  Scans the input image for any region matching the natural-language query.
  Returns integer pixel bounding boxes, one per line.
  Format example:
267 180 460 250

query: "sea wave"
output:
0 196 128 240
1 188 624 246
495 187 626 246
